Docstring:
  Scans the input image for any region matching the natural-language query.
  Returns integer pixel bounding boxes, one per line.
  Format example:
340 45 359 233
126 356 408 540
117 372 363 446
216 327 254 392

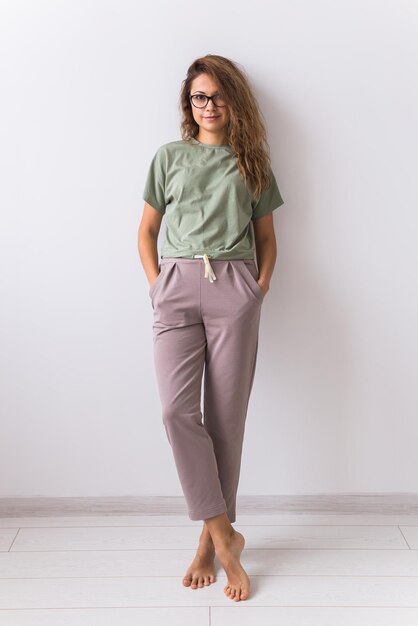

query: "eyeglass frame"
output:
189 93 227 108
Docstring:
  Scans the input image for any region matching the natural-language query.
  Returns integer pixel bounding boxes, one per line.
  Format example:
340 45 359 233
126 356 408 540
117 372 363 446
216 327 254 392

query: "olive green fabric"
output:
142 137 284 260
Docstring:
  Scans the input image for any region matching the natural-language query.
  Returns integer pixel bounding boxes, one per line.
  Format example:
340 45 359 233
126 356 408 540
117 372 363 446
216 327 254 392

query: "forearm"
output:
255 236 277 291
137 228 160 286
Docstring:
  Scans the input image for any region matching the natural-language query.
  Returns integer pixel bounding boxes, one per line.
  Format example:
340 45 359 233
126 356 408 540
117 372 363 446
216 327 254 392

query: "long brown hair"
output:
179 54 273 199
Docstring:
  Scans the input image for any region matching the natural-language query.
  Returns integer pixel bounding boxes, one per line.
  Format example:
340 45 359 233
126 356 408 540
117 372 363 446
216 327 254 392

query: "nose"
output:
205 98 218 110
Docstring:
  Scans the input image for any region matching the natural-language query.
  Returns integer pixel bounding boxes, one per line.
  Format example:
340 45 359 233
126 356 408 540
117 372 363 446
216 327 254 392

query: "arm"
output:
137 202 164 289
252 212 277 297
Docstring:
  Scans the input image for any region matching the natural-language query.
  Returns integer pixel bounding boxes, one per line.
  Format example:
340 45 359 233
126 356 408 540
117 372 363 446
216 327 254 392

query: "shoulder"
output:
148 139 189 160
153 139 191 154
148 139 195 169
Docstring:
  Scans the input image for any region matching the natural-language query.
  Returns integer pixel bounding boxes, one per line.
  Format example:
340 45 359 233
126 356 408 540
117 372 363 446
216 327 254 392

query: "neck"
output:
196 130 227 145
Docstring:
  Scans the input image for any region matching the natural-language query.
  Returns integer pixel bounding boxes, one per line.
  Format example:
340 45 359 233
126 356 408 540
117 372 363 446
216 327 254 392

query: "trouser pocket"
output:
239 260 265 301
149 264 166 299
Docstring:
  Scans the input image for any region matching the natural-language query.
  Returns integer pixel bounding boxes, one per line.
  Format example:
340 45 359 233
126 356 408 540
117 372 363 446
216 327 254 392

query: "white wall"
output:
1 0 417 498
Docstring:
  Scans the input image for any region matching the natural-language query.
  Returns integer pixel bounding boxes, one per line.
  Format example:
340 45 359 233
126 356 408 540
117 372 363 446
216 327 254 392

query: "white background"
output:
1 0 417 498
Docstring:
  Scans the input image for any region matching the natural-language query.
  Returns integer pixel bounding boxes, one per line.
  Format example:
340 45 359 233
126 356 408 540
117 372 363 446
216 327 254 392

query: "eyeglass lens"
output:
190 94 226 108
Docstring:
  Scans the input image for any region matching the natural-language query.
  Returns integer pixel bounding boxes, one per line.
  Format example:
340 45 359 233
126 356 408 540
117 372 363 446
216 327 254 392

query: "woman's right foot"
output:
182 526 216 589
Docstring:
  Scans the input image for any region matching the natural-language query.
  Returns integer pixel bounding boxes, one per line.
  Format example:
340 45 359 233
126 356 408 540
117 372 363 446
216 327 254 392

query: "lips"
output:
205 116 219 119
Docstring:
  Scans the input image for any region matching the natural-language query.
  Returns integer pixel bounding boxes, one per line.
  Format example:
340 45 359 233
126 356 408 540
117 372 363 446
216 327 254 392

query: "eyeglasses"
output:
189 93 227 108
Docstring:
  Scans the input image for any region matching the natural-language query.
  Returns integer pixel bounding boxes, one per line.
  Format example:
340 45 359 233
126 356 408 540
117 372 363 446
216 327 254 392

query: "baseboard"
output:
1 493 418 517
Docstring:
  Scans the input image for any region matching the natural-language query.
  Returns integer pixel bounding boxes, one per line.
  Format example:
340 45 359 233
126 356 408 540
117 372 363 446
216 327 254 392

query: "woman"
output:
137 54 284 602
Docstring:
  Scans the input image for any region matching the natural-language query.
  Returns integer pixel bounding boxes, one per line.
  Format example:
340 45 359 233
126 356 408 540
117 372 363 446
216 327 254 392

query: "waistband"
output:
160 254 256 284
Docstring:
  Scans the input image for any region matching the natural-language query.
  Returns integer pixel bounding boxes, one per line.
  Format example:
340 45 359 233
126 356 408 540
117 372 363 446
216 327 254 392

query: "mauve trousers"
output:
149 256 264 523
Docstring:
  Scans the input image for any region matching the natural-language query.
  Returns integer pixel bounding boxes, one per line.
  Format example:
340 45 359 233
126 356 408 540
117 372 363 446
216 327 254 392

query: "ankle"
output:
199 528 215 547
210 526 236 549
199 535 215 549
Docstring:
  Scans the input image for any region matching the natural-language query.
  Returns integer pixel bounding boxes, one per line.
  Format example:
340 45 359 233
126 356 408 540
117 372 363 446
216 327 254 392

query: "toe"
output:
183 576 191 586
237 584 248 601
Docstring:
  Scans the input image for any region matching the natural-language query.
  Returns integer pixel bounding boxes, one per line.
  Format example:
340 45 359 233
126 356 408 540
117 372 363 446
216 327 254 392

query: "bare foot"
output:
216 529 250 601
183 525 216 589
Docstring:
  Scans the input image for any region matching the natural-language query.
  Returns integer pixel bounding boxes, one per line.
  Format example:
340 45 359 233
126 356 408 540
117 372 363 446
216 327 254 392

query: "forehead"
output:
190 73 220 93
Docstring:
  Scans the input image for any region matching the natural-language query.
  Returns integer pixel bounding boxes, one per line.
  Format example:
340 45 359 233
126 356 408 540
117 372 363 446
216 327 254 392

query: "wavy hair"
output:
179 54 273 199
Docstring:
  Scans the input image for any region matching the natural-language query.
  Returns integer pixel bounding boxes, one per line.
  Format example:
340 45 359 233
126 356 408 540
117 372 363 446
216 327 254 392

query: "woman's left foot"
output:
216 529 250 601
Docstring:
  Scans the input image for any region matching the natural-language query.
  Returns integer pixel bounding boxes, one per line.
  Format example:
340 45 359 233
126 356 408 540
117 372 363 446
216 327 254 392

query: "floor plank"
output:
10 524 408 552
0 575 418 609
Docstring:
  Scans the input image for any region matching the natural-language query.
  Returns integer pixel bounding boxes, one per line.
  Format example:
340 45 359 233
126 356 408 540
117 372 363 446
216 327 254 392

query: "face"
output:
189 73 230 139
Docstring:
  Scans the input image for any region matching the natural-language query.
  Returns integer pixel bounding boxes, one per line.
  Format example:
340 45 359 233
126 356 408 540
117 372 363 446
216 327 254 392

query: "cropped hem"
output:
188 502 228 521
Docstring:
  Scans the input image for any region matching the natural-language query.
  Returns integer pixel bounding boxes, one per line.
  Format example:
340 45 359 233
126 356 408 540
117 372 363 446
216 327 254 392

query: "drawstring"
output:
193 253 217 283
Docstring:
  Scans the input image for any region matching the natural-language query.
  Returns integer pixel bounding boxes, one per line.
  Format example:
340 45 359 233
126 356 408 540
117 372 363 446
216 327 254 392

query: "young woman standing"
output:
138 54 284 602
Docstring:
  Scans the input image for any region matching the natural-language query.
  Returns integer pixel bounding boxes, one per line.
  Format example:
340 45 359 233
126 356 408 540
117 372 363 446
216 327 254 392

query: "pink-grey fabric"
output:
149 257 264 523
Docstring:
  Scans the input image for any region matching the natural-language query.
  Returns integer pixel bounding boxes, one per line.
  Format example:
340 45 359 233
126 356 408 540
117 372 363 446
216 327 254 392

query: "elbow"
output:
138 228 158 245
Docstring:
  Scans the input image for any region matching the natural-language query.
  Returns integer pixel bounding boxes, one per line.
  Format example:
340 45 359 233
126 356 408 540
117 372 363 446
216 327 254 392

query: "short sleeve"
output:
142 147 166 215
251 167 284 220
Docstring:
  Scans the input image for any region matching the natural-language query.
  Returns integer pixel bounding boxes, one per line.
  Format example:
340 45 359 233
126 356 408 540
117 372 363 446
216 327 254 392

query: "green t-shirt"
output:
142 137 284 260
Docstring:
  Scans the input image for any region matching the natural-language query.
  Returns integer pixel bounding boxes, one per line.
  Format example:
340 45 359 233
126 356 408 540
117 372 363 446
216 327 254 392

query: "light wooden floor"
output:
1 511 418 624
